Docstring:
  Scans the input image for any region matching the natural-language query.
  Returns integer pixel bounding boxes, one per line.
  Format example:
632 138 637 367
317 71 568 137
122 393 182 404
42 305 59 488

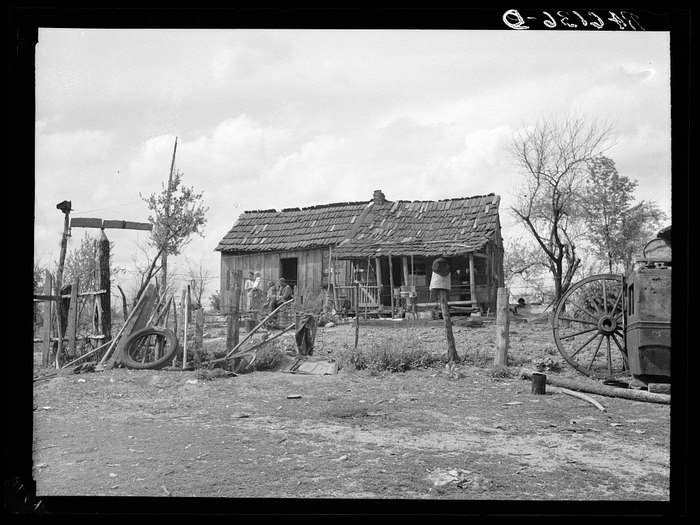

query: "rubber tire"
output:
121 327 179 370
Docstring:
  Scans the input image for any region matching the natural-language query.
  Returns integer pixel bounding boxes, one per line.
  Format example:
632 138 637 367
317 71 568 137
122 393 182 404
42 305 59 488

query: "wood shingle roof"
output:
215 193 501 257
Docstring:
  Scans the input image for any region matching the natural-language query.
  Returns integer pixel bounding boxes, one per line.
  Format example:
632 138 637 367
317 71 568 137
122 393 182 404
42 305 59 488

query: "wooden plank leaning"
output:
97 284 156 371
209 299 295 365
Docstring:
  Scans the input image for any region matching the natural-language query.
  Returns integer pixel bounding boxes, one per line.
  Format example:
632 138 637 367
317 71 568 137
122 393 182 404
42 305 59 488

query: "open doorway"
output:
280 257 298 287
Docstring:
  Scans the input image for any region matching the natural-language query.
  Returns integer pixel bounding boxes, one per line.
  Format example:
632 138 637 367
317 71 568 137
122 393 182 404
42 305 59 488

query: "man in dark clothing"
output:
269 278 293 329
275 278 293 305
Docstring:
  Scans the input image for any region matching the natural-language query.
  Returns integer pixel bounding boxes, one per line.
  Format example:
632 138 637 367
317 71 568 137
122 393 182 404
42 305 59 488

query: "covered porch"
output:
326 250 499 318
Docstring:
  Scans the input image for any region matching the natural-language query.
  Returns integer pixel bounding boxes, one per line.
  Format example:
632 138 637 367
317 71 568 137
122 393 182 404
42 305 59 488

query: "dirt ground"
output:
29 317 673 510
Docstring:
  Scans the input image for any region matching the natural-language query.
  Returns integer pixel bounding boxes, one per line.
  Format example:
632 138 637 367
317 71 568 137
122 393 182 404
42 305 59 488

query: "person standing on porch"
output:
248 271 264 312
243 271 255 311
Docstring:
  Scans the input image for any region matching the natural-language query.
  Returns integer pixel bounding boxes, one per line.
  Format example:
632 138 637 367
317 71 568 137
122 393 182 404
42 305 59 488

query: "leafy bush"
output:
250 341 287 372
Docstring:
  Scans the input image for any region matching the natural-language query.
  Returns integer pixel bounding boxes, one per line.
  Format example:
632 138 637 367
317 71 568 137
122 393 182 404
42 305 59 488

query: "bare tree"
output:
185 255 211 309
129 240 181 305
507 114 614 301
503 237 552 302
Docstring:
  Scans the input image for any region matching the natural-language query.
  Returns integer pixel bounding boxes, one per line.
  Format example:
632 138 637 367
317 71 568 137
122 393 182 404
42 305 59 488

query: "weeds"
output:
334 334 440 373
486 365 512 380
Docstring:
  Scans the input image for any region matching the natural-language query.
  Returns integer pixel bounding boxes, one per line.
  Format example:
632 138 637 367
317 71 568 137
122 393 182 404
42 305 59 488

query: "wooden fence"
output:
33 270 109 368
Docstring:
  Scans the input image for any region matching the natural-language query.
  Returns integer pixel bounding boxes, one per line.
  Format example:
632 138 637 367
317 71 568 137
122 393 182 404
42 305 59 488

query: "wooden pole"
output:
182 285 190 369
96 230 111 342
194 307 204 368
438 289 458 362
469 252 476 306
354 281 360 348
388 255 395 318
226 270 242 352
495 287 510 366
55 206 71 348
41 270 53 367
171 297 178 367
485 244 493 311
66 281 79 358
402 257 409 287
117 285 128 320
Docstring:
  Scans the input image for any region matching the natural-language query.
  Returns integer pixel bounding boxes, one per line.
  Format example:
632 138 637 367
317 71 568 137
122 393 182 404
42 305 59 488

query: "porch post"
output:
402 257 409 287
469 252 476 306
388 254 395 318
485 245 492 311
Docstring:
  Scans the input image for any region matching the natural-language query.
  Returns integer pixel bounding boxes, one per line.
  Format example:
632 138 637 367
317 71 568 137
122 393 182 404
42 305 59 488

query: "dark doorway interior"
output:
280 257 298 287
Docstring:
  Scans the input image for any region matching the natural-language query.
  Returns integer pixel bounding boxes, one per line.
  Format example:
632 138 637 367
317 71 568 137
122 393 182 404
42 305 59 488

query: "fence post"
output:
430 258 457 363
66 281 79 358
226 270 242 352
194 307 204 369
182 285 190 369
495 287 510 366
96 230 112 342
438 289 458 362
41 270 53 367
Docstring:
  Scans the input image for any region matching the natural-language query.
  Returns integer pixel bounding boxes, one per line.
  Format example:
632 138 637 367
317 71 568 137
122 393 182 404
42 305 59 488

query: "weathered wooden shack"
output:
215 190 504 315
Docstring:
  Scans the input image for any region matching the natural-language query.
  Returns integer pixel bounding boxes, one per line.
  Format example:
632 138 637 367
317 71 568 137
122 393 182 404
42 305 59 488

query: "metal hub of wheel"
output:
552 274 629 380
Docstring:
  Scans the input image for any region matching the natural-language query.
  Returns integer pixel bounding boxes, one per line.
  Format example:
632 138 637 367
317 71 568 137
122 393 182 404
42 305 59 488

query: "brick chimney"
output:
373 189 386 204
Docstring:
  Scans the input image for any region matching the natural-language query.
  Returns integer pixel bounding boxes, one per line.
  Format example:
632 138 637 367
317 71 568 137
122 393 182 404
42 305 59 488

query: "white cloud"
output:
32 29 674 301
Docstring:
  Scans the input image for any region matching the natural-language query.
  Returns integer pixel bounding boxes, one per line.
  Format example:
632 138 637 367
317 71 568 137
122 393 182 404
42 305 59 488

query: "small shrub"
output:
486 365 513 380
334 336 440 373
250 341 286 371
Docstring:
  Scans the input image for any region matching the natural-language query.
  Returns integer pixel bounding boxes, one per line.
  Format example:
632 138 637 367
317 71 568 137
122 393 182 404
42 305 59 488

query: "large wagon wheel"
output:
552 274 629 380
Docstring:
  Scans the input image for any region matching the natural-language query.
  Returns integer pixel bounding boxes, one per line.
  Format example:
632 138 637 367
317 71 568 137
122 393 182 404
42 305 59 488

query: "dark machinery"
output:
551 226 671 383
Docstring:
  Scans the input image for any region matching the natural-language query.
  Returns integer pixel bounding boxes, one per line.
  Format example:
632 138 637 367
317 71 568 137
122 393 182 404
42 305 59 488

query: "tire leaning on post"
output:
120 327 179 370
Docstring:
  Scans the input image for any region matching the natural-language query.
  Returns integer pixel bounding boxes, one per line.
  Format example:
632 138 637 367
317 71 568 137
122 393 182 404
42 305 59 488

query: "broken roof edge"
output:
215 241 336 254
241 200 371 215
238 192 500 216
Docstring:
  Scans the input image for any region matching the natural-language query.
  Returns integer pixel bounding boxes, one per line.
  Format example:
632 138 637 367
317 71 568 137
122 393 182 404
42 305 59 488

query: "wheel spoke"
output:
610 287 623 315
602 280 608 312
587 335 605 370
566 298 600 323
611 331 626 353
606 336 613 376
560 326 599 340
611 333 629 370
558 315 598 327
569 331 601 359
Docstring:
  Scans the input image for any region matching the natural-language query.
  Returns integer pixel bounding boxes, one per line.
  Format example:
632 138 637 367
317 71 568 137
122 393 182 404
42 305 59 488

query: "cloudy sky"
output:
34 26 673 300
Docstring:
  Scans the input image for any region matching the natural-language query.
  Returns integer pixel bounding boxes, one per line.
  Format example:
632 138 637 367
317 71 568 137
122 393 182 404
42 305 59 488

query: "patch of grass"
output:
194 368 234 381
459 351 493 368
334 335 440 373
486 365 514 380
